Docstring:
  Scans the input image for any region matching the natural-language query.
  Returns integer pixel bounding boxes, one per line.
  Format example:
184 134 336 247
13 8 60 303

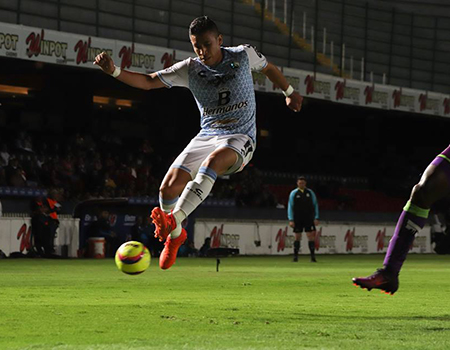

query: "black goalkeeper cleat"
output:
352 268 399 295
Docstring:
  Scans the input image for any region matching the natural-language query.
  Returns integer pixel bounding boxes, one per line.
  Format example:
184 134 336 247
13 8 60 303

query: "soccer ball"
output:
115 241 151 275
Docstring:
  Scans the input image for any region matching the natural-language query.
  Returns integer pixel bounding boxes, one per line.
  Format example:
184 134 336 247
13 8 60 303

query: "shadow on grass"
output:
287 313 450 322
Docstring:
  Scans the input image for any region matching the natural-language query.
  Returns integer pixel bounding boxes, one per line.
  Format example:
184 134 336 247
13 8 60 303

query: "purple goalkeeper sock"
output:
383 210 427 275
384 145 449 275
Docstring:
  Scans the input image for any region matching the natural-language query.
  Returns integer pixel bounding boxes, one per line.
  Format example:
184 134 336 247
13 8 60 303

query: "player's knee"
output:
410 183 429 208
159 183 181 199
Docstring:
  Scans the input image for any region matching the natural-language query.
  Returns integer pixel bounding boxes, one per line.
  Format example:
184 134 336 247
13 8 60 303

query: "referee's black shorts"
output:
293 219 316 233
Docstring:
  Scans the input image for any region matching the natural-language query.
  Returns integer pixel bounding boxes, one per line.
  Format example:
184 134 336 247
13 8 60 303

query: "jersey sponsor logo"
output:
198 71 237 87
203 100 248 116
212 118 238 126
218 90 231 106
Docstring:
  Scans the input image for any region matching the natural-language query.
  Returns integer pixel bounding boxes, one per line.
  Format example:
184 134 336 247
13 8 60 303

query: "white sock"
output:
159 195 182 238
159 195 178 213
172 166 217 233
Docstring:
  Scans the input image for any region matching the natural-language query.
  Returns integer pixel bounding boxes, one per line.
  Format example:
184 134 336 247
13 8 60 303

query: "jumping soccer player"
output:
94 16 303 269
353 145 450 294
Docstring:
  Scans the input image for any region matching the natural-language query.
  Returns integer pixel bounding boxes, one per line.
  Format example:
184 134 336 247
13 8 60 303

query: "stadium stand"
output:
0 0 448 92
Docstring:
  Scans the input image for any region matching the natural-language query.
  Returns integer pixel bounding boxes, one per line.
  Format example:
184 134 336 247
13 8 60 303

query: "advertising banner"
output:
0 21 449 118
0 22 22 59
0 217 80 257
390 87 421 113
417 91 444 116
301 72 333 101
194 220 432 255
21 26 73 65
70 35 115 69
252 70 268 92
336 78 364 105
114 41 190 73
360 82 391 110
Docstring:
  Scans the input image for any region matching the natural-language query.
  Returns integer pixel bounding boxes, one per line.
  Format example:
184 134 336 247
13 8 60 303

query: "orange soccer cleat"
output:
151 207 177 242
159 228 187 270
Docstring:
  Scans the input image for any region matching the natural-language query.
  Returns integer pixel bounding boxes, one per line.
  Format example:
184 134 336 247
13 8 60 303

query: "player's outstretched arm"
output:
261 62 303 112
93 51 165 90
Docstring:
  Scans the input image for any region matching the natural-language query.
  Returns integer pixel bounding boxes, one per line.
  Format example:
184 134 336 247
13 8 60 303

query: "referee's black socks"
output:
308 241 315 257
294 240 300 256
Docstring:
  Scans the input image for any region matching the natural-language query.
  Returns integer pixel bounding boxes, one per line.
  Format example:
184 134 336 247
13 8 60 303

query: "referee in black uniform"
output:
287 176 319 262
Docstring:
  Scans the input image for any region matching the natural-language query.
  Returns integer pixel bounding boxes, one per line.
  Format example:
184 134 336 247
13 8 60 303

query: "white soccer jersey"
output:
157 45 267 141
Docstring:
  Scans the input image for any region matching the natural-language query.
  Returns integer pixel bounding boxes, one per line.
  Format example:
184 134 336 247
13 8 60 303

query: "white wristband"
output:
111 66 121 78
283 85 294 97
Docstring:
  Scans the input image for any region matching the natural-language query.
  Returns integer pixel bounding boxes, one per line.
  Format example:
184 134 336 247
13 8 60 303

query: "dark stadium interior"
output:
1 56 449 213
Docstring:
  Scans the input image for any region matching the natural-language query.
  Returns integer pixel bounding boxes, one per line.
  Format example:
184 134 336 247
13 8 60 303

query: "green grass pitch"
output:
1 255 450 350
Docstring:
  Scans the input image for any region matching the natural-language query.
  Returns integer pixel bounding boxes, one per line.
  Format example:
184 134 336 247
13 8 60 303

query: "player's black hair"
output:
297 176 306 181
189 16 220 37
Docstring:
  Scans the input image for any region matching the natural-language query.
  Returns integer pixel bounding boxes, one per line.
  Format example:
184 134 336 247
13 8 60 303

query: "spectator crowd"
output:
0 131 161 201
1 130 407 212
0 131 280 207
